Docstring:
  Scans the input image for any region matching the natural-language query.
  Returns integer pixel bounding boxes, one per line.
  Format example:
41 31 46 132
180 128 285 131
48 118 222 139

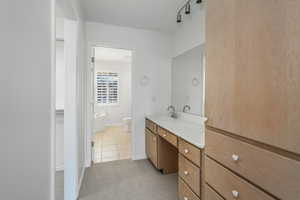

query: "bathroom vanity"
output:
145 114 206 200
143 41 206 200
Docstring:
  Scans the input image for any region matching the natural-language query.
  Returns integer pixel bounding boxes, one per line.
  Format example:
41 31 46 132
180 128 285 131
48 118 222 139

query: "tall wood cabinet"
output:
205 0 300 155
205 0 300 199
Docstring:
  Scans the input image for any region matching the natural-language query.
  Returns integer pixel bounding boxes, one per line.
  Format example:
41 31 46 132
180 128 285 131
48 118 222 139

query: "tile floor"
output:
93 126 131 163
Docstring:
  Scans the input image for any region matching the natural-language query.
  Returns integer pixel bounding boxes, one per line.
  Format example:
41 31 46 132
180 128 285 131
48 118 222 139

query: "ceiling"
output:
95 47 132 63
81 0 185 33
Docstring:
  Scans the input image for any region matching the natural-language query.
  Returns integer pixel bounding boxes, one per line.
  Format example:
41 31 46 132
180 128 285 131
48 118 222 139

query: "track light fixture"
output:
177 13 182 23
185 3 191 14
176 0 202 23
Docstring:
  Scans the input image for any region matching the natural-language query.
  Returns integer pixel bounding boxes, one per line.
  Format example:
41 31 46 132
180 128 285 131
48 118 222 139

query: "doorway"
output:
91 47 133 164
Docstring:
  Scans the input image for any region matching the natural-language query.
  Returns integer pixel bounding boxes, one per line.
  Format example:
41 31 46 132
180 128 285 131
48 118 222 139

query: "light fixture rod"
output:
177 0 192 14
176 0 202 23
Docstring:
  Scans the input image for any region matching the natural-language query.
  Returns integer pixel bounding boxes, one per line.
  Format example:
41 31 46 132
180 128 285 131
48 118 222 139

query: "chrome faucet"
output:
167 105 177 118
183 105 191 113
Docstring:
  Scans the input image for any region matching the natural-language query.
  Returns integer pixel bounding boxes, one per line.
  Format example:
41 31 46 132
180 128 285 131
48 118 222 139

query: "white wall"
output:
172 3 206 57
56 17 64 39
56 41 65 108
0 0 54 199
55 18 65 171
94 60 132 126
86 22 172 160
171 45 204 116
56 40 65 170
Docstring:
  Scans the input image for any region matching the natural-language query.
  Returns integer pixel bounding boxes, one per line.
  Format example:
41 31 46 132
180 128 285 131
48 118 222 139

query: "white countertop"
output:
146 113 206 149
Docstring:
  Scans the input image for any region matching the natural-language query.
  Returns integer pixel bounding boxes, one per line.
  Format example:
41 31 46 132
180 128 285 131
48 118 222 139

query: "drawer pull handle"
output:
184 149 189 154
184 197 188 200
232 190 239 198
184 171 189 175
232 154 240 162
163 134 167 137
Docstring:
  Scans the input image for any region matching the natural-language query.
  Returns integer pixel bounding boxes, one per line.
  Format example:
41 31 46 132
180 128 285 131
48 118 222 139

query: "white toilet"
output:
122 117 131 132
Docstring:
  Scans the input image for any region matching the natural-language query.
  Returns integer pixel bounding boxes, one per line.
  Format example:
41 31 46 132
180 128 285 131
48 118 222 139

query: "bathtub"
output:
94 112 107 133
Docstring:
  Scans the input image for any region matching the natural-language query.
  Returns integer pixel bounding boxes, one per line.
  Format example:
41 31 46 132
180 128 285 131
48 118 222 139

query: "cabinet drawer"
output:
205 184 224 200
145 129 158 168
146 119 157 134
179 154 201 196
158 127 177 147
178 178 200 200
206 129 300 199
205 157 275 200
179 138 201 167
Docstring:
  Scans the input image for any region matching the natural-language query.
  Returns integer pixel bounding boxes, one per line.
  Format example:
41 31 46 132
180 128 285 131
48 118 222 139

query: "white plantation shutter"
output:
96 72 119 105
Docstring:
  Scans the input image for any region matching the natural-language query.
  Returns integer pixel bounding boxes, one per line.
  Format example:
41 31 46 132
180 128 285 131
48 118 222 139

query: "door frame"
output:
50 1 56 200
55 0 86 199
85 42 136 167
64 18 80 200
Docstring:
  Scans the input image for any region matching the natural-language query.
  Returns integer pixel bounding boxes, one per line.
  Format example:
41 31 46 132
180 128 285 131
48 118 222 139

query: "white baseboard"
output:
77 166 86 198
56 165 64 171
132 153 147 161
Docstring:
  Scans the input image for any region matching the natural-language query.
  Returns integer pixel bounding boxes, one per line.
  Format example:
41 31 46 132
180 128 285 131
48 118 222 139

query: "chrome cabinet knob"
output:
184 171 189 175
163 134 167 137
232 190 239 198
232 154 240 162
184 197 188 200
184 149 189 154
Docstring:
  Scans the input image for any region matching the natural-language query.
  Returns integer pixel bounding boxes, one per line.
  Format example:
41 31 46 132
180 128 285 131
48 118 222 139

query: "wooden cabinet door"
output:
205 0 300 154
146 129 158 167
146 129 151 158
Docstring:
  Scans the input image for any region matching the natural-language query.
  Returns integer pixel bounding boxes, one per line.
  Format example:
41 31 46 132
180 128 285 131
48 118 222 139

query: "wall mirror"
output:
171 45 204 116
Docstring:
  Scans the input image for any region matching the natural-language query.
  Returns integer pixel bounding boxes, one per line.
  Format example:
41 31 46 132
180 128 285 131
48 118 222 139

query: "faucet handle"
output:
183 105 191 112
167 105 175 111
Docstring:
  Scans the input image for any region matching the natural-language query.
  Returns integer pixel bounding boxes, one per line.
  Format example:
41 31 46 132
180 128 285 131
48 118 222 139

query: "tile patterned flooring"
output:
93 126 131 163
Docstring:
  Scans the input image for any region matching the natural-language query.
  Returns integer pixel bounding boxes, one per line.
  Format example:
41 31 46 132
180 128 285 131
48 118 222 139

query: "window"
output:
96 72 119 105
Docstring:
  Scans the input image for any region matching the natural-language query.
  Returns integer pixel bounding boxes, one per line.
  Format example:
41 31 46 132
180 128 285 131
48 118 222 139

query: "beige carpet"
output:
55 171 64 200
79 159 178 200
